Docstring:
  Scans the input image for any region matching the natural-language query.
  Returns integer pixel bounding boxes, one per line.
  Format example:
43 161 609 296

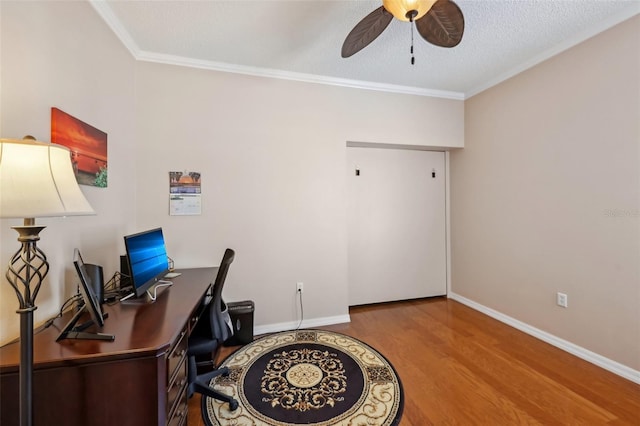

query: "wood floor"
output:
188 297 640 425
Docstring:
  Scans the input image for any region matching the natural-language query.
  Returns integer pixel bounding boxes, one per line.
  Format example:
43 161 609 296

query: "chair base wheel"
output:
228 399 239 411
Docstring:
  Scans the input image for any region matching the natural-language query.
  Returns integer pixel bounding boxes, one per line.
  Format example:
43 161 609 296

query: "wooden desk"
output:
0 267 216 426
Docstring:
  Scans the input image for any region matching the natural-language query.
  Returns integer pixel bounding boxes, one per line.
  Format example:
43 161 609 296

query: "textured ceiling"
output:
93 0 639 99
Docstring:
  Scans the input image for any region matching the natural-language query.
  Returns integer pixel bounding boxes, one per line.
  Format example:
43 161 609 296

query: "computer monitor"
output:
123 227 171 299
56 249 114 341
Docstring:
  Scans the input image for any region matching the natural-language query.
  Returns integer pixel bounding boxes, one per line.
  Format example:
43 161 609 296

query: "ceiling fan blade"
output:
415 0 465 48
341 6 393 58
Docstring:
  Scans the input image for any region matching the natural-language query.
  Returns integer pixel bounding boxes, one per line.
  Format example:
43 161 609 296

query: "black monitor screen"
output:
73 248 105 327
124 227 170 298
56 248 111 342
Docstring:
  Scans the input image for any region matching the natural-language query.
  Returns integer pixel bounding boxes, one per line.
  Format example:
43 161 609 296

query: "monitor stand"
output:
56 310 115 342
146 280 173 302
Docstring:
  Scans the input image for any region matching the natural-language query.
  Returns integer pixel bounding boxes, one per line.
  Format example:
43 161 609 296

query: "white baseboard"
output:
448 292 640 385
254 314 351 337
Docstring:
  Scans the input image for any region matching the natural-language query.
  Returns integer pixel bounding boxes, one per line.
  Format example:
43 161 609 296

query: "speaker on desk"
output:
120 255 131 289
84 263 105 304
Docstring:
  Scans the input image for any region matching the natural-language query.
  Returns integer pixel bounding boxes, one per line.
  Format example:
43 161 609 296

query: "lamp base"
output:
6 219 50 426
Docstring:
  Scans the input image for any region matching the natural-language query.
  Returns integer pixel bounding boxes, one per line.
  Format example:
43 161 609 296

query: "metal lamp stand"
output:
6 218 49 426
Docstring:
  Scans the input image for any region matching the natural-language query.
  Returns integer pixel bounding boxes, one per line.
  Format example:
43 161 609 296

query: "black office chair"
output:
187 248 239 411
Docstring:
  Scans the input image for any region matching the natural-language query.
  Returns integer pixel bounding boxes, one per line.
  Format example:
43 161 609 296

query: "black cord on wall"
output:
295 289 304 330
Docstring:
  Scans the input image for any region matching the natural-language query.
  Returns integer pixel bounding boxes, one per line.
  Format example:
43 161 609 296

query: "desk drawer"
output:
167 326 188 424
167 357 187 417
167 387 188 426
168 328 188 384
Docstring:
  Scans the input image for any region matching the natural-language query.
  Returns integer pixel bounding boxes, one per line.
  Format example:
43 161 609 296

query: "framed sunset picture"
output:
51 107 108 187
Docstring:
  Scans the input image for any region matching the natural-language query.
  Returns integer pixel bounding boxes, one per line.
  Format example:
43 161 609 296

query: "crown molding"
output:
135 51 465 100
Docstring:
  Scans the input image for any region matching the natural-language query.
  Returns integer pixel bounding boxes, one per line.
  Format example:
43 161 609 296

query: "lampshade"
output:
0 138 95 219
383 0 437 21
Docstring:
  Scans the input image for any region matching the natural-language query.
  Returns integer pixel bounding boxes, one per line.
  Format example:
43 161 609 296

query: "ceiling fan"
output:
341 0 465 60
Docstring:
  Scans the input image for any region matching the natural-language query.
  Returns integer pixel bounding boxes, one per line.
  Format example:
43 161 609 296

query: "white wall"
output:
132 62 463 328
451 16 640 370
0 1 137 342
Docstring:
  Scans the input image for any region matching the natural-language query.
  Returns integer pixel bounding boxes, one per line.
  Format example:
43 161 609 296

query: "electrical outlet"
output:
556 292 568 308
296 282 304 293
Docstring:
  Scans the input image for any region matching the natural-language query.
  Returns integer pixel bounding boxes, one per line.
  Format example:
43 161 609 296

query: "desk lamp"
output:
0 137 94 426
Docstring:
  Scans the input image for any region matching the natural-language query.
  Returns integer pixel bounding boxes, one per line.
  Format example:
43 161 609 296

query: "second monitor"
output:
56 248 114 342
122 227 172 300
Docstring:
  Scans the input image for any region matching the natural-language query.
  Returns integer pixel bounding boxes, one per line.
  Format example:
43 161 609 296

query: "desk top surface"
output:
0 267 216 372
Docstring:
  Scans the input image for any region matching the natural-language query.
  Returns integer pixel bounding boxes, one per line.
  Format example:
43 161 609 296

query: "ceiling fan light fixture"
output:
341 0 464 58
382 0 436 22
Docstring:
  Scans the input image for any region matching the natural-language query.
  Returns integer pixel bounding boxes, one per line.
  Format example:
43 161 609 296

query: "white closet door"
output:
347 147 446 305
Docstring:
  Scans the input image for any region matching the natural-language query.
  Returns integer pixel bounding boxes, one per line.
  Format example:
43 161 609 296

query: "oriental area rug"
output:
202 329 404 426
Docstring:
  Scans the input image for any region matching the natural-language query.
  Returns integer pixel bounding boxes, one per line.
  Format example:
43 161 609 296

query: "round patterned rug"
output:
202 329 404 426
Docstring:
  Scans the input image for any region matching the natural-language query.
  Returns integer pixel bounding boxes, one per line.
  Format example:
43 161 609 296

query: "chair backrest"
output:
209 248 235 343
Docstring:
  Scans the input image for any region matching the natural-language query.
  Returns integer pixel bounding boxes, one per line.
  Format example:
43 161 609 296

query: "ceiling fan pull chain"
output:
408 10 416 65
411 28 415 65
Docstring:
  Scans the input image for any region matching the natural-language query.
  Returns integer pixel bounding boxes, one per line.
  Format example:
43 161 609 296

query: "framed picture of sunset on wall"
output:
51 107 108 187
